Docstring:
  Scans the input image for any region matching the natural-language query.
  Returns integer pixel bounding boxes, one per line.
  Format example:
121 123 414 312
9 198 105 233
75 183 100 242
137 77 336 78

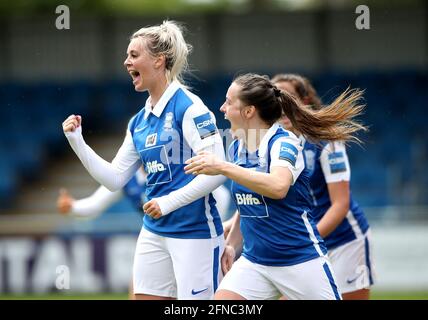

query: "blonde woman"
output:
62 21 226 300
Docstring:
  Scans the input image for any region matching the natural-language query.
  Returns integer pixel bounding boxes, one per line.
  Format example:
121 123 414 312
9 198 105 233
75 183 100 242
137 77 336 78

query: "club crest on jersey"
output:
304 149 316 171
145 133 157 147
163 112 174 131
328 152 346 173
279 142 298 167
193 113 217 139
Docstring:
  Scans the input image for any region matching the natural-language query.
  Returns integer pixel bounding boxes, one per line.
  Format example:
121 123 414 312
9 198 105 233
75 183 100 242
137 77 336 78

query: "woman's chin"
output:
134 84 145 92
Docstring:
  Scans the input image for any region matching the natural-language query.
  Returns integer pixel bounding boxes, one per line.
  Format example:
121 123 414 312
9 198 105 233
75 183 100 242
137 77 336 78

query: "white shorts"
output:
218 255 341 300
328 229 376 294
133 227 224 299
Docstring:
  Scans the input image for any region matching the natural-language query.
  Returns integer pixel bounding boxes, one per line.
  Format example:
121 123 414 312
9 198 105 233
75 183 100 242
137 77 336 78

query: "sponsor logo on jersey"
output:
163 112 174 131
235 193 262 205
145 133 157 147
146 160 166 174
279 142 298 166
328 151 346 173
193 113 218 139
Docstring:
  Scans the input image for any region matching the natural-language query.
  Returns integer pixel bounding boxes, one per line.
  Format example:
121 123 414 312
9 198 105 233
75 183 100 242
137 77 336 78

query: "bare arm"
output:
185 152 293 200
221 211 243 274
220 162 293 199
317 141 352 238
225 211 243 252
317 181 350 238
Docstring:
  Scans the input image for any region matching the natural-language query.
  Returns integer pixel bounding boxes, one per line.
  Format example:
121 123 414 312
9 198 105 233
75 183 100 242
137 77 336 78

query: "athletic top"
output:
301 137 369 250
229 124 327 266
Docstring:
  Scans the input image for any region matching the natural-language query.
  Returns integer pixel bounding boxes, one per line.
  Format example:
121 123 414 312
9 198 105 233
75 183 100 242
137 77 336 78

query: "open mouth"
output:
129 70 141 84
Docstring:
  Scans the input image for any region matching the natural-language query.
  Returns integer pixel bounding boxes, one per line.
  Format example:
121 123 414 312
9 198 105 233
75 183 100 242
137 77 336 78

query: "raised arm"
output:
63 115 142 191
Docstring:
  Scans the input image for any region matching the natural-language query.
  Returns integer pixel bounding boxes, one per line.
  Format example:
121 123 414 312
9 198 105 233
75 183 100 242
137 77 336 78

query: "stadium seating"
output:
0 69 427 212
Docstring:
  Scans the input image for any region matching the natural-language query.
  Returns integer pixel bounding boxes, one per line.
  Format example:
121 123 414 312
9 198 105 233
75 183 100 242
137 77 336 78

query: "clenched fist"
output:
62 115 82 133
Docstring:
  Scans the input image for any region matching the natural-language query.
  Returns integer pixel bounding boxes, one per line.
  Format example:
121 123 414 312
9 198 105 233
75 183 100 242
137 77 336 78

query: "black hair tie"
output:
273 87 281 97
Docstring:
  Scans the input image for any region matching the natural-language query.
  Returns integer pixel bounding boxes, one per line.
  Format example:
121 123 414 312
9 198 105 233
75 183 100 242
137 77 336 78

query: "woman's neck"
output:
149 78 169 108
244 121 271 153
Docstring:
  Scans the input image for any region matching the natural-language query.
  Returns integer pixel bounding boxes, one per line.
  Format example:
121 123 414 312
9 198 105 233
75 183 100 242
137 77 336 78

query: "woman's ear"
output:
244 105 256 119
154 55 166 69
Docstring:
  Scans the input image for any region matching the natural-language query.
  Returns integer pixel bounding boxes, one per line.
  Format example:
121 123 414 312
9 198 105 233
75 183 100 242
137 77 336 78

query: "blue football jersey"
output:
301 138 369 250
128 81 223 239
229 124 327 266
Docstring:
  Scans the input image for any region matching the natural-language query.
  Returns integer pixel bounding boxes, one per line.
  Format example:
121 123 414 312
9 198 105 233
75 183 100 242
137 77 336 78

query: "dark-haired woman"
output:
184 73 366 300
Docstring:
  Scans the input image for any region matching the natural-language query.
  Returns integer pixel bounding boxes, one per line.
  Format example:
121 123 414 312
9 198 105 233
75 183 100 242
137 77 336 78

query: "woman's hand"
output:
184 151 226 176
222 218 233 239
62 115 82 133
221 245 236 275
143 199 163 219
57 188 74 214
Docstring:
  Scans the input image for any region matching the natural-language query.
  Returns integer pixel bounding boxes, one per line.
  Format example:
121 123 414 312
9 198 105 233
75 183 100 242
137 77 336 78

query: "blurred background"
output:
0 0 427 299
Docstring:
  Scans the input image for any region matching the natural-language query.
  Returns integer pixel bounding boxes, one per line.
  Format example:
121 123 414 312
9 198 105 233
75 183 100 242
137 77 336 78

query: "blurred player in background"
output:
56 169 146 300
184 73 367 300
57 169 231 221
62 20 226 300
57 168 147 218
272 73 376 300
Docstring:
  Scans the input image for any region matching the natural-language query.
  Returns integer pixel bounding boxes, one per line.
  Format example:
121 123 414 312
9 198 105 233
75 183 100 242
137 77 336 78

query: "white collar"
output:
144 81 181 119
235 123 281 162
258 123 282 157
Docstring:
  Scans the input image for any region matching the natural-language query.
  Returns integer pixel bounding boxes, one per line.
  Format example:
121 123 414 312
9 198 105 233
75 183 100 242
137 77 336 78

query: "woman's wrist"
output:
219 161 233 177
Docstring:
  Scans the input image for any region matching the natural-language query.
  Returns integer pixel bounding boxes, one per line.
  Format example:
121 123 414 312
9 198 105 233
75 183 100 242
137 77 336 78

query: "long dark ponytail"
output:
234 73 367 144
